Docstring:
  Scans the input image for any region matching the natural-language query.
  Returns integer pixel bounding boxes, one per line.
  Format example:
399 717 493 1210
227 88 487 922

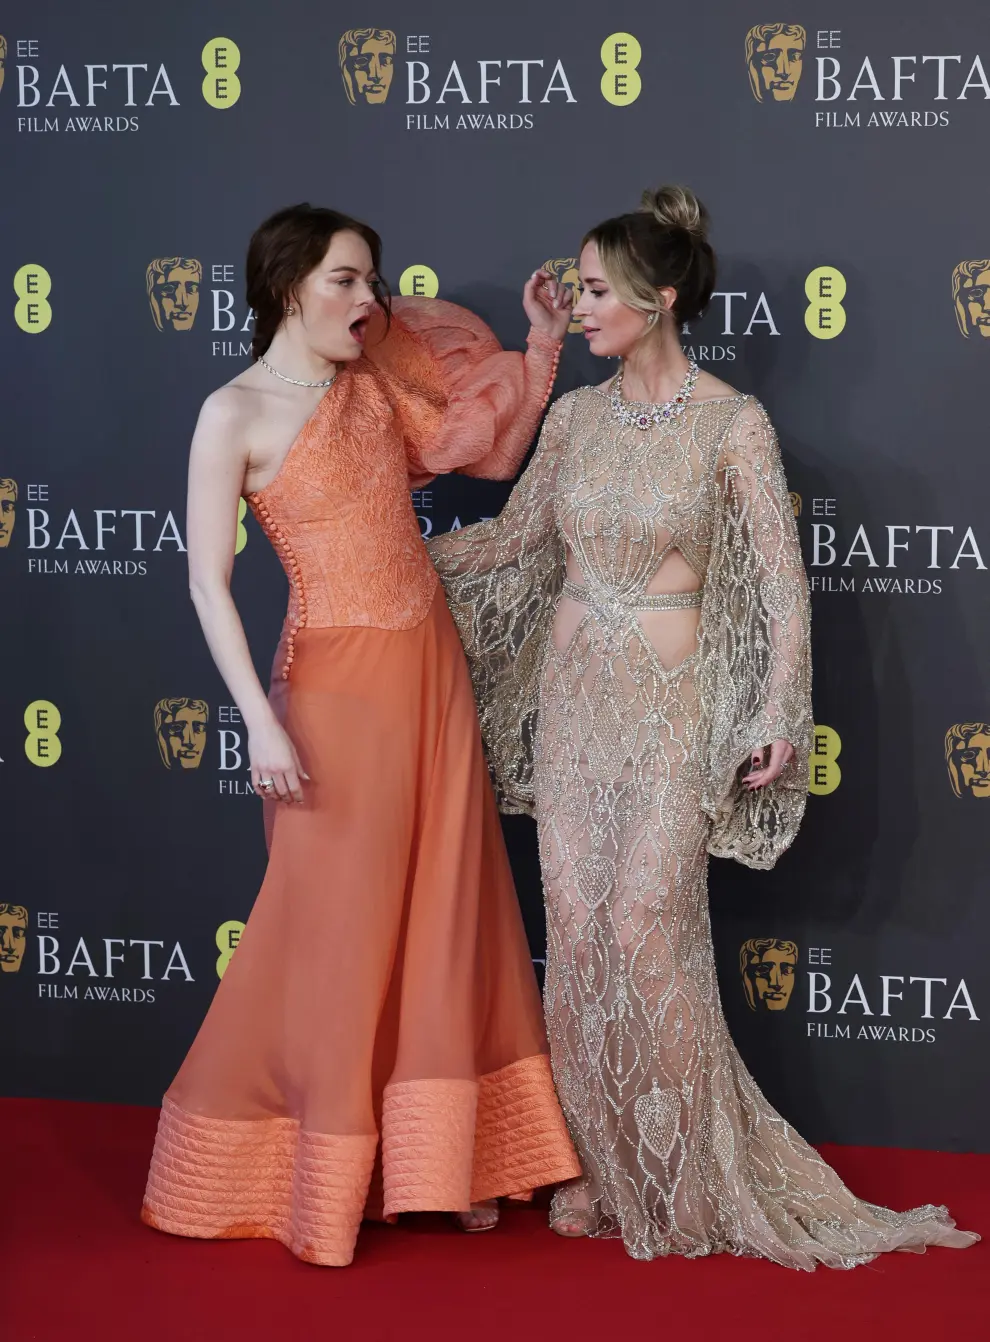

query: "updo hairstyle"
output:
582 184 717 325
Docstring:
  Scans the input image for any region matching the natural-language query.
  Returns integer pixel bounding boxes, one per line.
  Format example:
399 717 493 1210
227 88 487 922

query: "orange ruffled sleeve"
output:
363 296 562 487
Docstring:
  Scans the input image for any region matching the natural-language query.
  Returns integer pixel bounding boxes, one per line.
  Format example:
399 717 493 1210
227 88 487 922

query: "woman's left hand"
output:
523 269 574 342
745 739 796 790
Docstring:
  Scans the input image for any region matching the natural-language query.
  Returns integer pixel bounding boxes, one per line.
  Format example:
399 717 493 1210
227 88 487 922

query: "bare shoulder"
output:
693 369 742 402
195 379 261 444
187 383 263 477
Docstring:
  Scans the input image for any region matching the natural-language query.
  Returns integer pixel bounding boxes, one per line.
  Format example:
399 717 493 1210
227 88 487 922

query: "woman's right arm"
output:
426 396 572 815
186 390 307 804
428 391 571 577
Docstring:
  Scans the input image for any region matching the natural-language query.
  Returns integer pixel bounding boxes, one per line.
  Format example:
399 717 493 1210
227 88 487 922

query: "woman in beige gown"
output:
430 186 978 1268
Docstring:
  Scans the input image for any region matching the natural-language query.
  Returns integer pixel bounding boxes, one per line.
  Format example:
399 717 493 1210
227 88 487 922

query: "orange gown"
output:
141 298 580 1266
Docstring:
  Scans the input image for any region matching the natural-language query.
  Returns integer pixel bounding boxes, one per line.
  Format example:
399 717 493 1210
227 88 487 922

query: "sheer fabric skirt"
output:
536 610 977 1268
142 590 579 1266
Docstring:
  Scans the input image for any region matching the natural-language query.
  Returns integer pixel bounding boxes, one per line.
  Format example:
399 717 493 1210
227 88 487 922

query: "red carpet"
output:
3 1099 985 1342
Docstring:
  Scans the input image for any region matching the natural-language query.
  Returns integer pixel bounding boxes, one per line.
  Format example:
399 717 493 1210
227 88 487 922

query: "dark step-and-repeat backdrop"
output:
3 2 987 1153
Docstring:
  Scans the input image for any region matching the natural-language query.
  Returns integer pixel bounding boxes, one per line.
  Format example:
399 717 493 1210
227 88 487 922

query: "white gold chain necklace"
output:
259 357 337 389
610 360 700 431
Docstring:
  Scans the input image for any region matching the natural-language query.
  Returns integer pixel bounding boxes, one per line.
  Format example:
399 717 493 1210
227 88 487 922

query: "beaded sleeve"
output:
697 398 813 869
427 393 574 813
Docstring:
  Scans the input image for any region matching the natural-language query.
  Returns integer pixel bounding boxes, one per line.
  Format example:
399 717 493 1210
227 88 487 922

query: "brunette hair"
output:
245 203 390 360
583 184 716 326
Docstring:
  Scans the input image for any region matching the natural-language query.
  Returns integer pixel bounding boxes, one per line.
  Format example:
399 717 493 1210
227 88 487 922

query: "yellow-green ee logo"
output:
202 38 241 109
809 724 841 795
216 919 245 978
399 265 439 298
235 497 248 555
805 266 846 340
25 700 62 767
14 264 52 333
601 33 642 106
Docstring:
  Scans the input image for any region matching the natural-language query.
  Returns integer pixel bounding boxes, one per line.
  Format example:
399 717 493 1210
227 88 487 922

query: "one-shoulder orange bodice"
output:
246 298 560 679
248 361 438 663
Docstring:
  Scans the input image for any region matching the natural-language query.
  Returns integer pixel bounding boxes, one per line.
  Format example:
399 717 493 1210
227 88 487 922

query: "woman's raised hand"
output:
523 269 574 342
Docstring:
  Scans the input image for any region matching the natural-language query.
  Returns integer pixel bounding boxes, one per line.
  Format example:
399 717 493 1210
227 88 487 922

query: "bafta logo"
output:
0 36 7 96
951 261 990 339
155 697 209 771
945 722 990 799
542 258 584 334
339 28 396 106
146 258 203 333
0 903 27 974
740 938 798 1012
746 24 806 102
789 491 802 518
0 478 16 548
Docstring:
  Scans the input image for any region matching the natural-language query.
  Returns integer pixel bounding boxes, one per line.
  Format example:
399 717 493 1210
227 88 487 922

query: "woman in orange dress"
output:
141 204 580 1266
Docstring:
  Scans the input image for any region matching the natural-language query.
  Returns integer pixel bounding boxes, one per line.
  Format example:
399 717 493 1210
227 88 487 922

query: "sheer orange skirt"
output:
142 590 579 1265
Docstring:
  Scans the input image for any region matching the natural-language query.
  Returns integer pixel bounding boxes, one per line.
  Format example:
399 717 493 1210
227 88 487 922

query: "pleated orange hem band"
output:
142 1054 580 1266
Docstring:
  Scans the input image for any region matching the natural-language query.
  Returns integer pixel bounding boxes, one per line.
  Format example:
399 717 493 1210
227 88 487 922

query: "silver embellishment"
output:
609 361 700 431
426 391 970 1265
634 1081 681 1163
561 578 702 612
259 358 338 389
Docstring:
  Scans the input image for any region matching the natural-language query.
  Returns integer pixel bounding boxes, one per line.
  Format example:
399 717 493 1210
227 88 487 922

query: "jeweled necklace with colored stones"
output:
609 359 700 431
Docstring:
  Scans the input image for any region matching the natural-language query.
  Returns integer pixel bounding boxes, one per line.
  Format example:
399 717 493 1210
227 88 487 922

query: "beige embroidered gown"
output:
429 383 977 1268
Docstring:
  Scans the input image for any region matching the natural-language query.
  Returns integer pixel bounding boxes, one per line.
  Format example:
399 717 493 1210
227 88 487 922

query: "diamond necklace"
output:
259 357 337 389
609 360 700 431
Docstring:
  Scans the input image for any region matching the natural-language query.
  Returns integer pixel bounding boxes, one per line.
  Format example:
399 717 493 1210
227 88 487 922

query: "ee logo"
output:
25 700 62 767
805 266 846 340
216 920 246 978
809 724 841 795
202 37 241 109
14 264 52 333
399 265 439 298
601 33 642 106
235 497 248 555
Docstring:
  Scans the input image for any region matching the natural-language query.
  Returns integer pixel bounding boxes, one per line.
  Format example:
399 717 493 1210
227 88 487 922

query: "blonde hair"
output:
582 185 716 325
